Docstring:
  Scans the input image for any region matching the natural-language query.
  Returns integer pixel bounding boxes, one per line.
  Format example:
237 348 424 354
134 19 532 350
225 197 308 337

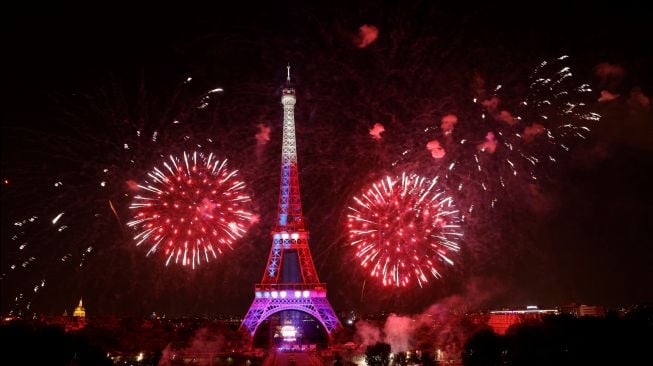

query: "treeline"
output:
463 308 653 366
1 321 111 365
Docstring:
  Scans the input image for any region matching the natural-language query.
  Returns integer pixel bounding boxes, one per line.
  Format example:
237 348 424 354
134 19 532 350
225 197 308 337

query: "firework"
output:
468 56 599 180
127 151 254 269
393 56 601 214
347 173 462 288
1 72 235 314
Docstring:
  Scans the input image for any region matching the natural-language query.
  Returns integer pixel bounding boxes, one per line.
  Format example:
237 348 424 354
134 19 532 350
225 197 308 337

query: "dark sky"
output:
2 1 652 317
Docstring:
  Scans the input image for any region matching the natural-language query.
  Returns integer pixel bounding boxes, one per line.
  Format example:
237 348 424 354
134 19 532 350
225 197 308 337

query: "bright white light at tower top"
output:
126 151 255 269
347 173 463 288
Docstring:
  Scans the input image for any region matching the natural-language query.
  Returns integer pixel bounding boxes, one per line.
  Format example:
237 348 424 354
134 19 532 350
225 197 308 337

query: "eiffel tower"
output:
241 66 341 340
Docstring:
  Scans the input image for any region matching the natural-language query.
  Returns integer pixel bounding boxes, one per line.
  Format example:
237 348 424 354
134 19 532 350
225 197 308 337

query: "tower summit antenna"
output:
286 63 291 82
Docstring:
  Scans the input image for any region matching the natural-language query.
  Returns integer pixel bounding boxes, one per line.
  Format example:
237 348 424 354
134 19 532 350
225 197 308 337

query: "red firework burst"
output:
128 151 255 269
347 173 463 287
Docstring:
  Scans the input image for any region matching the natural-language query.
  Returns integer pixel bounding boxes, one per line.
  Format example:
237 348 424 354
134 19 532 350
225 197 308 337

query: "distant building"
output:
559 303 580 316
578 304 605 317
73 298 86 318
560 303 606 318
41 298 87 332
487 306 558 335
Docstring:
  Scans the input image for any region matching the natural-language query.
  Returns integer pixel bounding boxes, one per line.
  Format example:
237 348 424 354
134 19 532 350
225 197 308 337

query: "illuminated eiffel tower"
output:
241 66 341 339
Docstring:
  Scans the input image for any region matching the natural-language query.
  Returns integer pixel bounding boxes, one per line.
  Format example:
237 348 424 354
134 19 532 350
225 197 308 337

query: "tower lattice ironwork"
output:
241 66 341 339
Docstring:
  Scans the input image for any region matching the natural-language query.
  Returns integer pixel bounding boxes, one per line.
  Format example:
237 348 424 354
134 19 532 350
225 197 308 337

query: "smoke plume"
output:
426 139 446 159
440 114 458 135
255 123 271 145
355 24 379 48
523 123 545 142
354 277 503 354
158 326 229 366
477 132 497 154
369 122 386 140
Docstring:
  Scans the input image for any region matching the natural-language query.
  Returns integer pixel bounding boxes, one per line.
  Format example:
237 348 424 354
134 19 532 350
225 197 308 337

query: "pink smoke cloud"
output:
353 277 504 355
441 114 458 135
187 327 226 352
369 122 385 140
384 315 415 352
480 97 519 125
481 96 500 111
354 320 383 347
255 123 271 145
523 123 545 142
159 326 232 366
598 90 620 103
477 132 497 154
497 110 518 125
426 139 446 159
472 73 487 98
417 277 503 356
126 179 139 191
628 87 650 109
355 24 379 48
527 183 556 215
594 63 625 82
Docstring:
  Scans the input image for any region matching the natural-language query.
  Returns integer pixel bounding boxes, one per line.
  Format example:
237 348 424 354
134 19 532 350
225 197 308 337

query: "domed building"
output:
72 298 86 318
44 298 88 331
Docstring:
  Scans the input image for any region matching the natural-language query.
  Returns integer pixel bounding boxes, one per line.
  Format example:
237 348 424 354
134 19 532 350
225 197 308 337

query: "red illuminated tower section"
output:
241 66 341 338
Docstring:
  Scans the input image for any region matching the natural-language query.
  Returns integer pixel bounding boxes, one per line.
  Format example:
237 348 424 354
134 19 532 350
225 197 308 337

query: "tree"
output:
392 352 407 365
333 353 343 366
462 329 502 366
365 342 391 366
420 351 437 366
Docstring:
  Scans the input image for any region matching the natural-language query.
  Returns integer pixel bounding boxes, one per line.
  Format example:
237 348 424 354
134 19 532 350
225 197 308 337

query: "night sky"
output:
2 2 652 317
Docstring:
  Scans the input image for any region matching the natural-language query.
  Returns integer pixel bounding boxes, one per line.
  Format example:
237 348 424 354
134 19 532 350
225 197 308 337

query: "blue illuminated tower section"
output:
241 66 341 340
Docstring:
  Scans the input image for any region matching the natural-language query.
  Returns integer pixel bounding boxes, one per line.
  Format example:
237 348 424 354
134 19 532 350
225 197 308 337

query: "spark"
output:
52 212 64 225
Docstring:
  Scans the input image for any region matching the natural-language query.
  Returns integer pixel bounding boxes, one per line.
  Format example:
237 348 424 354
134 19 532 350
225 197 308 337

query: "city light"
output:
280 325 297 342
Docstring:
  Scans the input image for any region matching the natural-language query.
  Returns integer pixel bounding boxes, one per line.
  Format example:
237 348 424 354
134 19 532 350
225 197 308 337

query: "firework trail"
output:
347 173 462 288
127 151 254 269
